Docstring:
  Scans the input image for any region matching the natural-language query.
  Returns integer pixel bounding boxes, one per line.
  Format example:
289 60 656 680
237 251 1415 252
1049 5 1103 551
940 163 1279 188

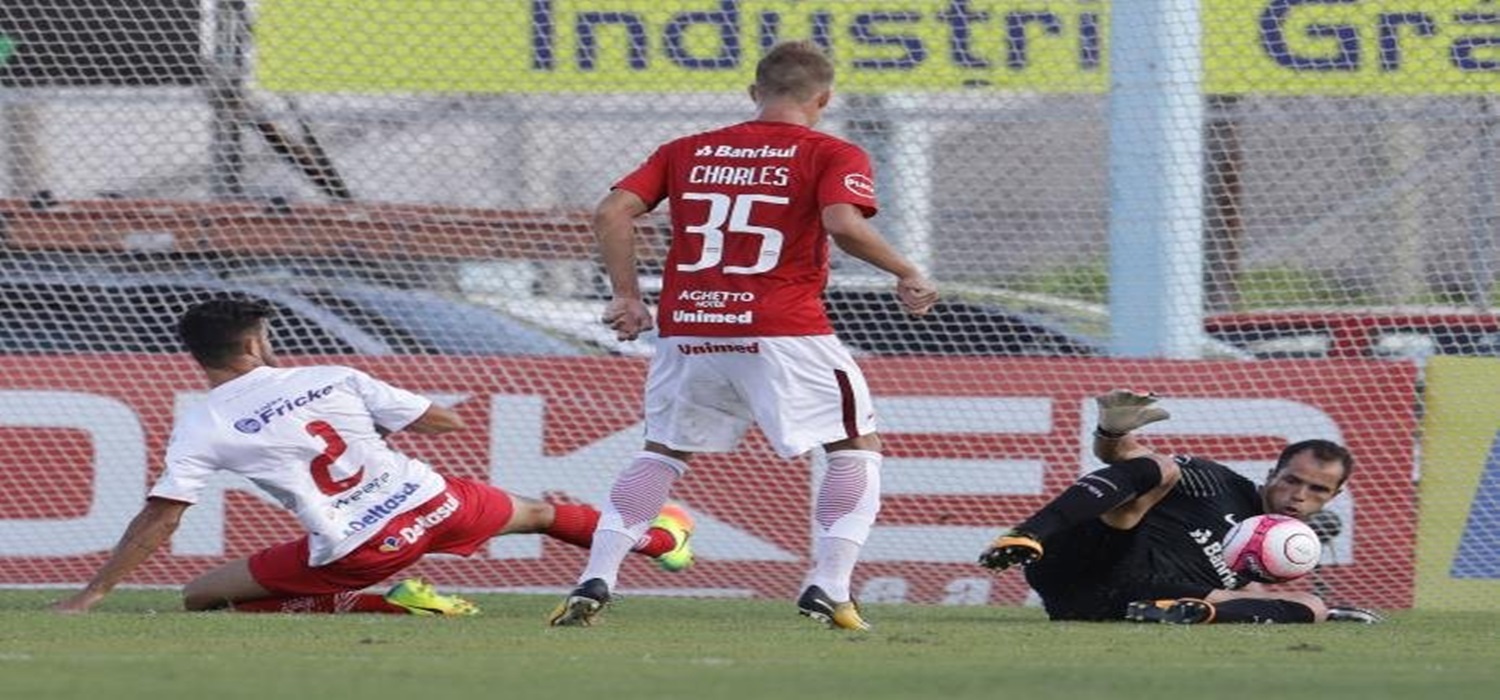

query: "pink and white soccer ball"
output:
1221 514 1322 583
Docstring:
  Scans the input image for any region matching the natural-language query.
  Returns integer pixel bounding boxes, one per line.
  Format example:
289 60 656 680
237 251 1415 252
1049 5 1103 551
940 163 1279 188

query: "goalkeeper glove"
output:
1095 389 1170 438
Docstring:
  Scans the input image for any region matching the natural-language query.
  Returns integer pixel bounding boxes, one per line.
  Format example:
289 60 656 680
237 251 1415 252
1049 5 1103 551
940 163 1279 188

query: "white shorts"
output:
644 335 876 458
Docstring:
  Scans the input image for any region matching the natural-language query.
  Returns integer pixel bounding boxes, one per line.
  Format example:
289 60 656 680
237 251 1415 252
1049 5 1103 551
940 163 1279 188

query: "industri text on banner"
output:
254 0 1500 95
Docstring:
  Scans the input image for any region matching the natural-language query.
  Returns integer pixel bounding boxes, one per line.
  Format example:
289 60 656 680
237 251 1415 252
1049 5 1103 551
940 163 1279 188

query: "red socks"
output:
545 502 676 557
231 591 405 614
544 502 601 548
634 527 677 558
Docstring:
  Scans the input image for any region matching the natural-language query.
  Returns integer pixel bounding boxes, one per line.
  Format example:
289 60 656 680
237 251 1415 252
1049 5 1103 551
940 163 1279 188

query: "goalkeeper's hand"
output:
1096 389 1170 436
602 297 654 341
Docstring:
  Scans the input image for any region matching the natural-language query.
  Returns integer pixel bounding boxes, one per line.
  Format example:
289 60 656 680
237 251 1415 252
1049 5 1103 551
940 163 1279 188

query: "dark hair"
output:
1274 439 1354 487
177 297 274 369
755 40 835 101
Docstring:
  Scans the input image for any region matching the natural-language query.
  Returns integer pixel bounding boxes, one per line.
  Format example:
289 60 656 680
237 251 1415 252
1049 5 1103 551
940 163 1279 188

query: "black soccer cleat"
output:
1326 606 1384 624
548 578 611 627
978 530 1044 572
796 585 870 631
1125 598 1217 624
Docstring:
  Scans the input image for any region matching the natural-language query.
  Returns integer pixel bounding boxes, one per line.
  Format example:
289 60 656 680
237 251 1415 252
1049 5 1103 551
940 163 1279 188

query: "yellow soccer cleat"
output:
796 585 870 631
384 578 480 616
652 503 696 573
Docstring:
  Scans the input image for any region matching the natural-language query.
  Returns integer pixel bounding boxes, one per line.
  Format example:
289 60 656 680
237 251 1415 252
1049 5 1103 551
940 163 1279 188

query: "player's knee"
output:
642 443 694 468
181 580 226 611
824 433 881 453
181 595 215 612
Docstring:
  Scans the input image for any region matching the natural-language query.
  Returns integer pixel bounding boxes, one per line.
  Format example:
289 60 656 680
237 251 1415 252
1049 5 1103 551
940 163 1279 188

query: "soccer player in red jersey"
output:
52 298 693 615
549 40 938 630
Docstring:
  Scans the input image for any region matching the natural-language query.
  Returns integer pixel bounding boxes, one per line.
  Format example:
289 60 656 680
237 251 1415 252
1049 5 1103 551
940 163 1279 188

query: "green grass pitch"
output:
1 590 1496 700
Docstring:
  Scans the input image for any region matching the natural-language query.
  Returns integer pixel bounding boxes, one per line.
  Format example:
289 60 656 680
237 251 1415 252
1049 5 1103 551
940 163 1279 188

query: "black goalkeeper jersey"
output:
1115 456 1265 597
1024 456 1266 620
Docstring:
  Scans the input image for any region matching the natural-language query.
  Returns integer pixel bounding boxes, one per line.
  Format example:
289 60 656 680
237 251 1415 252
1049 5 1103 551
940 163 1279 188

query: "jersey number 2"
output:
677 192 789 274
306 420 364 495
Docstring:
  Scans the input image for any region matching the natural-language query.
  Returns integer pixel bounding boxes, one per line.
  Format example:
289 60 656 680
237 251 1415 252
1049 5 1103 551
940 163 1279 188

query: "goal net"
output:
0 1 1493 613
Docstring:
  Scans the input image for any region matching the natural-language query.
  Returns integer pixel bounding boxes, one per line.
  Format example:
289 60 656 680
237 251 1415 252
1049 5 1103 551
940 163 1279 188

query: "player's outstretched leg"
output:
978 529 1044 572
1124 598 1216 624
548 578 611 627
797 585 870 631
651 503 695 572
384 578 480 616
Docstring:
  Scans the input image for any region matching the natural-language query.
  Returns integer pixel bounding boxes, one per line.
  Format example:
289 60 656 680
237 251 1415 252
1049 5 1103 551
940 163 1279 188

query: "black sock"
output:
1016 457 1163 540
1212 599 1316 624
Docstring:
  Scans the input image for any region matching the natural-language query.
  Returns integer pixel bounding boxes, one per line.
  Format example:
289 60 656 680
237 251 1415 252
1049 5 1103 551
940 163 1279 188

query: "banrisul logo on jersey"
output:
703 145 797 159
234 384 336 434
376 493 461 552
397 493 461 544
1191 527 1239 588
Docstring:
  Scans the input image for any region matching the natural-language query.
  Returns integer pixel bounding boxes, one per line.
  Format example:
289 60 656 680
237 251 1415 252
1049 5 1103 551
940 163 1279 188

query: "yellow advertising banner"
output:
1206 0 1500 95
255 1 1500 95
255 0 1102 93
1417 357 1500 610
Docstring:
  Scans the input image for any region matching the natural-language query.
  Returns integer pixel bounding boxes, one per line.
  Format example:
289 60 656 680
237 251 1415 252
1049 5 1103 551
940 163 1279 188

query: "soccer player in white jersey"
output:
53 298 693 615
549 40 939 630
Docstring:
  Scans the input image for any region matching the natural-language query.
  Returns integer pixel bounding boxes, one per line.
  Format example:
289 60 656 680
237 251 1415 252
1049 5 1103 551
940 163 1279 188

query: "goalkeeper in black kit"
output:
978 390 1382 624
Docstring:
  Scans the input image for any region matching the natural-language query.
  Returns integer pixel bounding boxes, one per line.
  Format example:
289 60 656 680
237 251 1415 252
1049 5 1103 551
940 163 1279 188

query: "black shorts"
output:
1024 520 1136 621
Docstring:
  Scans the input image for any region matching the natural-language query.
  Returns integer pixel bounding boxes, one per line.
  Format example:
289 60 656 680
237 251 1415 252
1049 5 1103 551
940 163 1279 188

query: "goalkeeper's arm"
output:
1093 389 1170 464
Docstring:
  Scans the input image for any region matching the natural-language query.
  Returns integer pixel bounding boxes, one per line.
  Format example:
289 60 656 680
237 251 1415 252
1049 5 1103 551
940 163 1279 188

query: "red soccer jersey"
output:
614 121 879 337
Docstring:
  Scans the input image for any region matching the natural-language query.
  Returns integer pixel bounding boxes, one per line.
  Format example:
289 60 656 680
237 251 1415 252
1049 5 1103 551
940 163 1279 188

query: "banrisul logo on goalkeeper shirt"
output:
234 384 336 434
1191 527 1239 588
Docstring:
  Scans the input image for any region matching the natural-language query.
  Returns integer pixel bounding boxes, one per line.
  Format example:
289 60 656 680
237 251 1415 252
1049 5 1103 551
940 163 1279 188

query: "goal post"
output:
0 1 1497 612
1106 0 1205 359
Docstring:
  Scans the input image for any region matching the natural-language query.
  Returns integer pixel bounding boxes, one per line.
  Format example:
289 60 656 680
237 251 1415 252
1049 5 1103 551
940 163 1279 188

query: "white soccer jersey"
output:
151 365 447 565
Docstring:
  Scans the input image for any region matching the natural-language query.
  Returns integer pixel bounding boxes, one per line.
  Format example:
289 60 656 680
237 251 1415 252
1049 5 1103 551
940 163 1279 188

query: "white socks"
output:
805 450 882 602
578 452 685 589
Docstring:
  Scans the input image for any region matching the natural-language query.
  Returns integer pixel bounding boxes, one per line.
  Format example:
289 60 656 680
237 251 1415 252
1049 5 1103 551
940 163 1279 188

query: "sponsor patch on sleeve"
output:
843 173 875 198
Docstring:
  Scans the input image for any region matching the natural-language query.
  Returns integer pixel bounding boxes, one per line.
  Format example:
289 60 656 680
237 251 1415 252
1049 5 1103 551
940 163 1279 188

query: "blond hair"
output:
754 40 835 102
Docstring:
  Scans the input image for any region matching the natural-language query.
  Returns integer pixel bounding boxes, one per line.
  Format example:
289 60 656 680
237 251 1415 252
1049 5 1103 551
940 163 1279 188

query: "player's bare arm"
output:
402 404 465 435
51 497 191 613
593 189 655 340
821 203 937 315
